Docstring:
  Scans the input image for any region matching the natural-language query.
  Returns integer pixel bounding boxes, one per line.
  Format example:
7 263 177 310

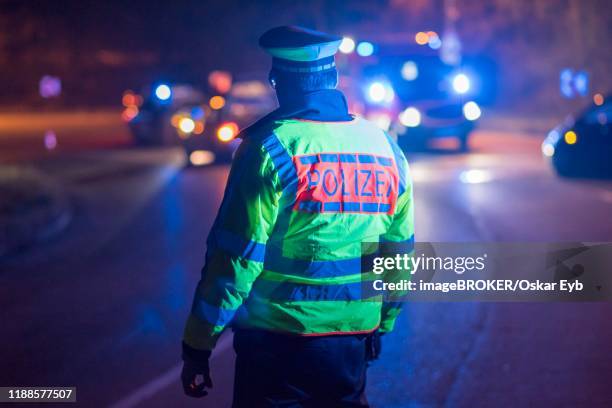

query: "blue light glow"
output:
155 84 172 101
356 42 374 57
452 74 470 94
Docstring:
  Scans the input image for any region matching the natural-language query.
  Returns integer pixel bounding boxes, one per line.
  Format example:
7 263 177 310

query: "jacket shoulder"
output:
237 113 284 143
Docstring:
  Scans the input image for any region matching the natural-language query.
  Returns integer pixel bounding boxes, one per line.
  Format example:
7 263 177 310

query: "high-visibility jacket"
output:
184 115 414 350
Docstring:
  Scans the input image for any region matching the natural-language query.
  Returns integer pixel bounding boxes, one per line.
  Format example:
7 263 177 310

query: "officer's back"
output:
182 26 414 408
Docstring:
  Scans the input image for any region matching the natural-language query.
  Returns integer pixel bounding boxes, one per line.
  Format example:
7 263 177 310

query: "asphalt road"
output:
1 117 611 407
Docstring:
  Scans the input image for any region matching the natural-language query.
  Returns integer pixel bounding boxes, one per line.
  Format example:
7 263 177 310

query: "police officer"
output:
181 26 414 407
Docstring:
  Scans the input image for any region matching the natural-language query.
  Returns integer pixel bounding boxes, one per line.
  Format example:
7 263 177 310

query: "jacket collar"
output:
272 89 353 122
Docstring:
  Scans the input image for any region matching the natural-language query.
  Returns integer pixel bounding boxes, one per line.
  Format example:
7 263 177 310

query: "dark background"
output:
1 0 611 113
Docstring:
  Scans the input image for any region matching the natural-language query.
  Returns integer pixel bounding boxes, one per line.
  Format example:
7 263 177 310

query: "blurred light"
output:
189 150 215 166
155 84 171 100
560 68 574 98
217 122 239 142
356 41 374 57
547 129 561 144
230 80 268 98
178 117 195 133
564 130 577 145
427 32 441 50
194 121 205 134
399 107 421 127
339 37 355 54
401 61 418 81
39 75 61 98
191 106 205 120
208 71 232 94
463 101 481 121
593 93 604 106
597 112 607 125
366 81 394 104
574 71 588 96
209 95 226 110
122 106 139 122
541 143 555 157
367 113 391 130
44 130 57 150
440 30 462 65
415 32 429 45
171 113 182 128
452 74 470 94
459 169 492 184
428 35 442 50
122 91 136 107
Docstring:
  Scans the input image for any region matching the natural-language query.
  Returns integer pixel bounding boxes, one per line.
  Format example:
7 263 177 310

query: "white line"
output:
108 336 231 408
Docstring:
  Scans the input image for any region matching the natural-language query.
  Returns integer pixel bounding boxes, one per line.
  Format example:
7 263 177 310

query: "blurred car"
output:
181 76 276 166
542 95 612 178
342 46 485 151
122 79 275 166
124 84 206 146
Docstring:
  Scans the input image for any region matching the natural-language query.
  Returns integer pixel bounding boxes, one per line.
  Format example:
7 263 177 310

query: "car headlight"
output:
399 107 421 127
217 122 239 142
462 101 481 121
452 74 470 94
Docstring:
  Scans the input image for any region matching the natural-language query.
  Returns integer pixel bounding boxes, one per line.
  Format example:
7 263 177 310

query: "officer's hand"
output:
181 360 213 398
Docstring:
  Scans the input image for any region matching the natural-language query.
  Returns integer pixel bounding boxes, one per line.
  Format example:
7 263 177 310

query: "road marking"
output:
108 336 231 408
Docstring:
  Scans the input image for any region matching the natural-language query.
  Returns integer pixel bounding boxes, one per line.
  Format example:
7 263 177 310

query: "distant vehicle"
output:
122 79 276 166
542 95 612 178
182 77 276 166
341 46 485 151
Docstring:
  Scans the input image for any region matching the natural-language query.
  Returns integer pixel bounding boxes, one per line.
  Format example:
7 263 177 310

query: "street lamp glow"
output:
462 101 481 121
399 107 421 127
155 84 171 100
356 42 374 57
452 74 470 94
339 37 356 54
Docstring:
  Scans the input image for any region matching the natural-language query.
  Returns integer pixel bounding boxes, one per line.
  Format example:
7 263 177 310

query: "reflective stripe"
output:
376 156 393 167
298 200 392 214
264 251 379 278
320 153 339 162
384 133 407 195
192 298 237 326
339 153 357 163
213 229 266 262
358 154 376 163
380 234 415 253
252 278 379 301
262 133 298 192
300 155 319 165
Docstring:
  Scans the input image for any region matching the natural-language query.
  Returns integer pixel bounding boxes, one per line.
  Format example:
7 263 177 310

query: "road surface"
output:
1 115 611 407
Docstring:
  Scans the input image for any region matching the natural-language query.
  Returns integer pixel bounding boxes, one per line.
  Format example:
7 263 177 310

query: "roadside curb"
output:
0 165 73 259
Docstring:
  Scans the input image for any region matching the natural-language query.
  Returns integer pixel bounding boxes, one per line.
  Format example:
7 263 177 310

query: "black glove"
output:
181 342 213 398
365 330 383 362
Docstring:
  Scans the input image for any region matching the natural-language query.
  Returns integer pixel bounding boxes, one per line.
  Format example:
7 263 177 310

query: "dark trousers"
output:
232 329 369 408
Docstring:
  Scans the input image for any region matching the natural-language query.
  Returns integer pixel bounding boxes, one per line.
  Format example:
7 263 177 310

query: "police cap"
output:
259 26 342 73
